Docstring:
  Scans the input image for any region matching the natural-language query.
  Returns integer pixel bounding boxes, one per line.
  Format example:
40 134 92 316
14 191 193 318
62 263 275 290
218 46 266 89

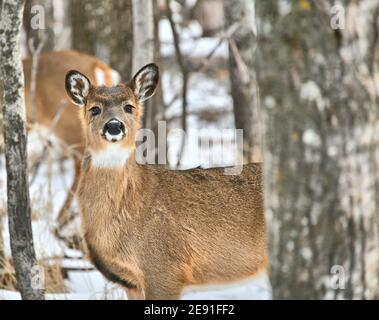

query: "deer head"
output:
65 64 159 168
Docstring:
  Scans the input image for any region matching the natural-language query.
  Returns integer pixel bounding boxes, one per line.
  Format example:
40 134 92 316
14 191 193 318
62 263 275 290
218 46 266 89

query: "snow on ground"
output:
159 19 228 58
0 273 271 300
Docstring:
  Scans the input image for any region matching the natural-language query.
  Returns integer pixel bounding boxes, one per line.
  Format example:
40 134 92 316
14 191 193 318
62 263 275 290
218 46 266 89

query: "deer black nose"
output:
104 119 124 136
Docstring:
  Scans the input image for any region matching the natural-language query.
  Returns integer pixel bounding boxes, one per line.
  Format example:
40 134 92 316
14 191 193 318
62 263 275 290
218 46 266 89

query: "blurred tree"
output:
151 0 166 161
70 0 133 80
107 0 133 81
70 0 102 55
23 0 55 54
132 0 158 149
0 82 3 265
224 0 262 163
0 0 44 300
194 0 224 36
166 0 189 166
257 0 379 299
132 0 154 74
0 217 4 265
152 0 165 120
0 81 3 154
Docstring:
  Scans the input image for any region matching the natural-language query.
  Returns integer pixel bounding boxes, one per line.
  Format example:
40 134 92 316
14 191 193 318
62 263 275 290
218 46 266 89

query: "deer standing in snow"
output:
64 63 267 299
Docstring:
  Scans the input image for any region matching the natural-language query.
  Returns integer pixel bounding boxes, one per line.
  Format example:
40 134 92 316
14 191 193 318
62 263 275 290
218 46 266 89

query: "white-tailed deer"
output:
22 50 118 228
65 64 267 299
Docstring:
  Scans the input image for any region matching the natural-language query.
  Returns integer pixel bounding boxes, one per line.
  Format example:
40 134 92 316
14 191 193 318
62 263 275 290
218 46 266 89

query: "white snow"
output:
300 81 322 102
159 19 228 58
182 273 272 300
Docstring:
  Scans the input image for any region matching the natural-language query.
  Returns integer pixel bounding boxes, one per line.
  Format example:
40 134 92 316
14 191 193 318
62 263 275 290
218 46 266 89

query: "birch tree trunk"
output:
194 0 224 36
224 0 262 163
0 0 44 300
132 0 154 74
0 79 3 263
150 0 166 163
132 0 155 132
257 0 379 299
0 74 3 264
0 215 4 265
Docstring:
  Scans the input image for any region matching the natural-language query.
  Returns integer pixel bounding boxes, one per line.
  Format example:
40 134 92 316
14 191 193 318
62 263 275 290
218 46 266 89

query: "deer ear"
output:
130 63 159 102
65 70 91 107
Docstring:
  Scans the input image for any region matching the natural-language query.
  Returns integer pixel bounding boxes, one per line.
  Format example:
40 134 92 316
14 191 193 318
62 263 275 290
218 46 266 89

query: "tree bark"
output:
257 0 379 299
70 0 133 81
70 0 103 56
23 0 55 54
0 81 3 264
151 0 166 162
194 0 224 36
132 0 156 144
224 0 261 163
107 0 133 81
0 216 4 265
166 0 189 167
132 0 154 75
0 0 44 300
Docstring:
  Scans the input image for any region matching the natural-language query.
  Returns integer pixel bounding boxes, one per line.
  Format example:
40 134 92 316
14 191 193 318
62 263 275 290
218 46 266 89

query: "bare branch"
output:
28 33 47 124
165 21 240 109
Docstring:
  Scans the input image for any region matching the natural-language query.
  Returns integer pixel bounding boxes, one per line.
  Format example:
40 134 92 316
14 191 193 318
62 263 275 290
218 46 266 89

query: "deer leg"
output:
126 287 145 300
144 275 183 300
57 158 81 228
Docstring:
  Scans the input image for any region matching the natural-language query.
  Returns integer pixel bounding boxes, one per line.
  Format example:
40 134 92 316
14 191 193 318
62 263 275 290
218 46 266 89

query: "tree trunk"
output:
0 80 3 265
23 0 55 54
132 0 154 74
257 0 379 299
152 0 164 118
70 0 133 80
0 81 3 265
0 215 4 265
224 0 261 163
151 0 166 162
0 0 44 300
194 0 224 36
132 0 155 134
70 0 104 56
0 74 5 269
0 76 3 154
107 0 133 81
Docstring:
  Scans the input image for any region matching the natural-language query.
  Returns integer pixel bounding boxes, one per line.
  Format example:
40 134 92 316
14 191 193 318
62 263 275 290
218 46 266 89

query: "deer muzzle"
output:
102 119 125 142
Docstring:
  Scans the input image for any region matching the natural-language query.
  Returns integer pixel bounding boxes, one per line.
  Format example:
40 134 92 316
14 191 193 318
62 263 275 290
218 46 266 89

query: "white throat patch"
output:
91 145 132 168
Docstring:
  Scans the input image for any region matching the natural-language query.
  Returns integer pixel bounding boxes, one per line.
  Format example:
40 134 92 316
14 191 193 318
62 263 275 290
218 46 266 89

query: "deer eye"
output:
89 106 101 116
123 104 134 114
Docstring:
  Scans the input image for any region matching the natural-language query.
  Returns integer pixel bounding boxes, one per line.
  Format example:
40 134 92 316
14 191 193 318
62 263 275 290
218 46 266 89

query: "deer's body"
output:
79 160 266 298
65 63 267 299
